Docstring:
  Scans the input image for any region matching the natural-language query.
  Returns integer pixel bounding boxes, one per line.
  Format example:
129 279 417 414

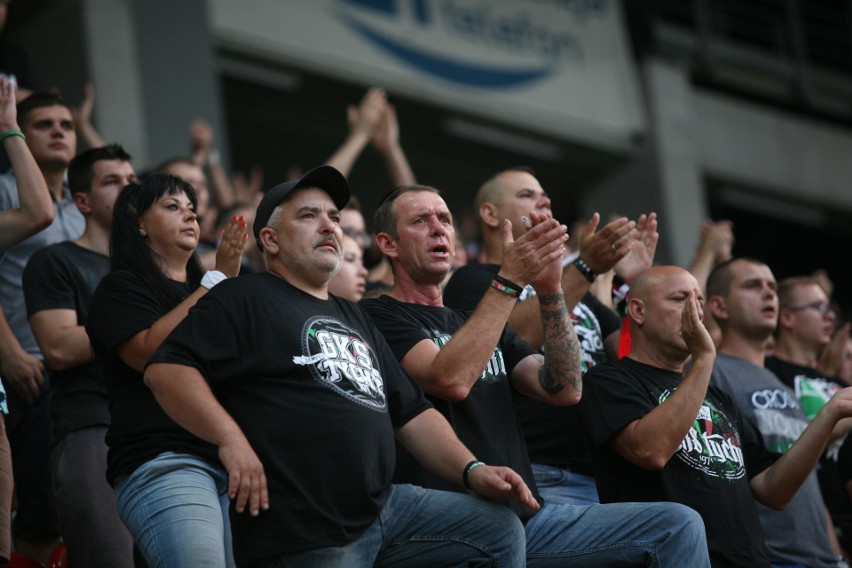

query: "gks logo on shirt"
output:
294 316 387 411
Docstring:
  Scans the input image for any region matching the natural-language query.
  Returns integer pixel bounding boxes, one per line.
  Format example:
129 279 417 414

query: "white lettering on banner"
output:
439 0 585 62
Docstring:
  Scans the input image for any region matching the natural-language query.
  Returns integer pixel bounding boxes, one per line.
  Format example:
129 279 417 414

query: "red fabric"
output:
618 315 631 359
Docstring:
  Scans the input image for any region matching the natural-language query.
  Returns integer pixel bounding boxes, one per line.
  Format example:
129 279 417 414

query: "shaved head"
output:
707 258 768 298
627 266 705 368
475 166 535 210
631 266 697 306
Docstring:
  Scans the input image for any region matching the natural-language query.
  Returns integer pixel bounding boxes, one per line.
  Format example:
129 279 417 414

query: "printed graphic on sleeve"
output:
294 316 387 412
658 389 747 481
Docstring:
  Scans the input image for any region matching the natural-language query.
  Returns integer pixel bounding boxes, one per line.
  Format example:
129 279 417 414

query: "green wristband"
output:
462 460 485 489
0 130 25 144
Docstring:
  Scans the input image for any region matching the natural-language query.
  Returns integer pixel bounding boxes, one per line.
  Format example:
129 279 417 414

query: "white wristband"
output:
518 284 536 302
200 270 227 289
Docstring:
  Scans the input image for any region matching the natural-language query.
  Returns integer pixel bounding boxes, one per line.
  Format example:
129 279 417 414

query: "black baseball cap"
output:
254 165 351 251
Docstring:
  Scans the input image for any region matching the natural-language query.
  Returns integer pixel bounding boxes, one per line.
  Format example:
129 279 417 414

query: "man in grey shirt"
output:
707 257 844 567
0 92 83 563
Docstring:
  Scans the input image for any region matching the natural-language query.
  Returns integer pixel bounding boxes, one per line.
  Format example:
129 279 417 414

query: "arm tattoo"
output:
538 357 564 394
538 291 582 396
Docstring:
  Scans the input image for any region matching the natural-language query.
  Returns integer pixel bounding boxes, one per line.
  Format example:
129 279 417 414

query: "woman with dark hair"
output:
87 173 246 567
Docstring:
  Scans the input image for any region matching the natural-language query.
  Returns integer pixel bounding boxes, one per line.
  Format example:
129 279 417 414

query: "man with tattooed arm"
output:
361 185 709 567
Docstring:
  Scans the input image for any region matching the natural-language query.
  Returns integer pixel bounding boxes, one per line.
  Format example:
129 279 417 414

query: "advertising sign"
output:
211 0 645 150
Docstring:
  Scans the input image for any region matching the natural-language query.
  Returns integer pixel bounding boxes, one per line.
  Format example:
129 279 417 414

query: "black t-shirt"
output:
444 262 620 470
765 356 852 531
86 270 219 485
765 357 843 422
23 242 111 442
150 273 431 566
361 294 541 519
581 357 780 567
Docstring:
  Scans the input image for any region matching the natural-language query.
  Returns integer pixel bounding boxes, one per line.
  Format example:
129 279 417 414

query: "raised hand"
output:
346 87 387 138
698 220 734 264
615 212 659 284
527 211 567 293
233 165 264 207
71 82 95 130
681 289 715 362
579 213 636 275
71 82 106 148
371 104 399 155
0 76 20 132
499 214 568 293
215 215 248 277
189 119 215 165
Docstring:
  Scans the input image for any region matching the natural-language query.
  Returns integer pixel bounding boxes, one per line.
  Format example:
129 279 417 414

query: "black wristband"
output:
493 274 524 297
572 257 596 283
462 460 485 489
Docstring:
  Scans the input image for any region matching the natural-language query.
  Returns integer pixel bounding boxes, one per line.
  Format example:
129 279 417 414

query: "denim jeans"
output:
526 500 710 567
530 463 600 506
115 451 235 568
256 484 526 567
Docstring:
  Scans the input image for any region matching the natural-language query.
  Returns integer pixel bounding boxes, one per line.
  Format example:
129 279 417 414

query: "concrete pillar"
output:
82 0 149 164
644 58 708 267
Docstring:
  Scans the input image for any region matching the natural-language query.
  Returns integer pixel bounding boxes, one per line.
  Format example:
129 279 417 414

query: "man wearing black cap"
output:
143 165 533 567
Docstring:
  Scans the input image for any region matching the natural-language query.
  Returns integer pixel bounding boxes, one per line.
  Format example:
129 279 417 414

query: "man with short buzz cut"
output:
22 144 137 567
144 165 534 567
0 90 83 562
362 184 710 567
706 258 843 567
581 264 852 566
444 166 655 505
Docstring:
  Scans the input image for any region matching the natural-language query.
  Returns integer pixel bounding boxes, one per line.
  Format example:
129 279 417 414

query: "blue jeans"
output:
115 452 235 568
256 484 525 567
531 463 600 506
526 501 710 567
